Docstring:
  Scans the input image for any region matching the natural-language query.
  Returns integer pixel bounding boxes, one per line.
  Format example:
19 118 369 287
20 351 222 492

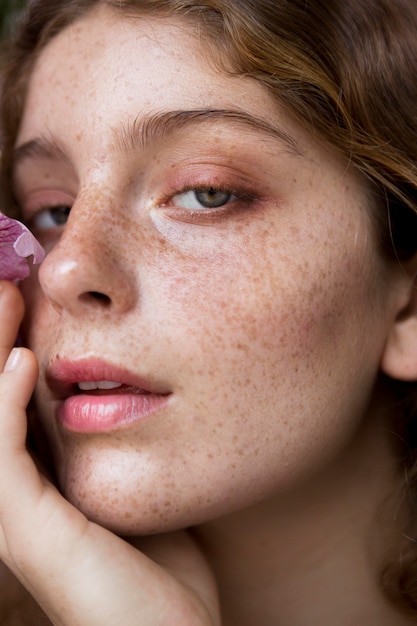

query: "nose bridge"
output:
39 188 137 314
60 188 117 260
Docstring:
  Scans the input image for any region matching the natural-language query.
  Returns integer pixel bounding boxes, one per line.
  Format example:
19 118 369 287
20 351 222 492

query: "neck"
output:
193 403 412 626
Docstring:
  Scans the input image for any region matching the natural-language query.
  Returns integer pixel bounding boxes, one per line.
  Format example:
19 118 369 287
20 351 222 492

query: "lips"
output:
46 358 172 433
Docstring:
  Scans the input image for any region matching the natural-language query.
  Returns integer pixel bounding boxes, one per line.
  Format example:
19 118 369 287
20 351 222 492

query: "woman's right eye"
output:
31 205 71 232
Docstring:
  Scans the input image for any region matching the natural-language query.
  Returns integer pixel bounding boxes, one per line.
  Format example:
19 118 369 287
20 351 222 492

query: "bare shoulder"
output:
0 562 50 626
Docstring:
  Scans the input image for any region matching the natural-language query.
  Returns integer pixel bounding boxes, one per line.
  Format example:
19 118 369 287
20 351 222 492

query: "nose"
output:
38 197 138 316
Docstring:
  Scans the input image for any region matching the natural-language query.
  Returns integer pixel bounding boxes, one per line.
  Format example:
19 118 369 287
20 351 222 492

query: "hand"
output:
0 282 220 626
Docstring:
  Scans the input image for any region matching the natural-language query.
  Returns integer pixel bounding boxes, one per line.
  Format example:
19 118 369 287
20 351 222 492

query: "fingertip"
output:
4 348 23 372
3 346 38 374
1 347 38 406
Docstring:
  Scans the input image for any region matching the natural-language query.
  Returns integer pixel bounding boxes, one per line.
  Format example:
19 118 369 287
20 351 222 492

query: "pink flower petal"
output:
0 213 45 282
14 230 45 263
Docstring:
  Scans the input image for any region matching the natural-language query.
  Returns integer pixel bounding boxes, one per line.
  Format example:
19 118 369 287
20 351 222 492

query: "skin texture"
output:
1 5 417 625
14 7 402 532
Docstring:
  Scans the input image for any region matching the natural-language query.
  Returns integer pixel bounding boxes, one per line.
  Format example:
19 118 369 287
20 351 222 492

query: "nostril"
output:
80 291 112 307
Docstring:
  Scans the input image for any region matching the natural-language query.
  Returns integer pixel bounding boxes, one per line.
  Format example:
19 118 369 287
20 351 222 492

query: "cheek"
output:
153 220 367 373
22 207 388 533
154 209 384 456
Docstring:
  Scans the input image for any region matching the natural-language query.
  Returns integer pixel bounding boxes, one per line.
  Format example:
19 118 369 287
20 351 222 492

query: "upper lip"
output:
45 357 172 399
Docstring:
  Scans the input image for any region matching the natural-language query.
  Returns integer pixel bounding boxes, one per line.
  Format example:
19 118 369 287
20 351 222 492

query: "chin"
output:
54 451 205 535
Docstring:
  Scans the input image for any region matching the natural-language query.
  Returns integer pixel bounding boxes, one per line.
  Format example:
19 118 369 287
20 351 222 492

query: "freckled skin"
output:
15 6 404 536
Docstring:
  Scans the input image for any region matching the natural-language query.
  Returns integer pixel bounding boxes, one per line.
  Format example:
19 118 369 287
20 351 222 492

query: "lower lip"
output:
57 393 170 433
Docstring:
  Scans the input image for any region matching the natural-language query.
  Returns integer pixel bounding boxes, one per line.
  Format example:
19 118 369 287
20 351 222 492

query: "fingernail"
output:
4 348 22 372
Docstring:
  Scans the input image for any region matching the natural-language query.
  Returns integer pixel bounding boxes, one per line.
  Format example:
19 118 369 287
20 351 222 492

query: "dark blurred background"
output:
0 0 25 40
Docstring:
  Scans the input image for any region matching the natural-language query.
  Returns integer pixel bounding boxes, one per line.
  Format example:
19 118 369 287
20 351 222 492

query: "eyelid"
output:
152 184 257 229
160 174 256 205
18 188 75 219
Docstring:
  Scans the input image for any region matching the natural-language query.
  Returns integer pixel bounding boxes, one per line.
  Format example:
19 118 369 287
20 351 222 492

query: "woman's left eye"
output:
171 187 236 210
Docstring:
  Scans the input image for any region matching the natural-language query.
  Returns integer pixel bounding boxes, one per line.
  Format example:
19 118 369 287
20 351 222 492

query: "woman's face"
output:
13 5 402 533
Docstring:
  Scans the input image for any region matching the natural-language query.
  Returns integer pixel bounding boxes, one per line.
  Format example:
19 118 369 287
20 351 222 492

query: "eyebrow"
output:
118 108 303 155
12 107 303 170
12 136 70 170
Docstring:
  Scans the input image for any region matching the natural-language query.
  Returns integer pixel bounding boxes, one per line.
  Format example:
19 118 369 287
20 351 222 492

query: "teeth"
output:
78 381 122 391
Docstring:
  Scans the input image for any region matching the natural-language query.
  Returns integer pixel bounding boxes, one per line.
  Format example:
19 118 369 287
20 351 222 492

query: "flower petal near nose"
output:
0 213 45 282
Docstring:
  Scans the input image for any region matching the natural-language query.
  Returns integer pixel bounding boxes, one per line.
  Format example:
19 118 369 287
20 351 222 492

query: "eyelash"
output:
163 183 254 215
23 181 255 234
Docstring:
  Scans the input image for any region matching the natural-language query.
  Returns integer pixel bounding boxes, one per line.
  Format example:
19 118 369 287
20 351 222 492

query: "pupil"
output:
196 188 230 208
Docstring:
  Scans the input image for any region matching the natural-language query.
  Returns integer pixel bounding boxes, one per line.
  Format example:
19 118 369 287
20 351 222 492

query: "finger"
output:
0 282 25 370
0 346 45 543
0 346 83 573
0 347 38 451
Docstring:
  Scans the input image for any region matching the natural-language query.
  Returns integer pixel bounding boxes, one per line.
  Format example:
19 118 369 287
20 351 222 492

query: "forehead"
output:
19 5 311 155
24 10 240 111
